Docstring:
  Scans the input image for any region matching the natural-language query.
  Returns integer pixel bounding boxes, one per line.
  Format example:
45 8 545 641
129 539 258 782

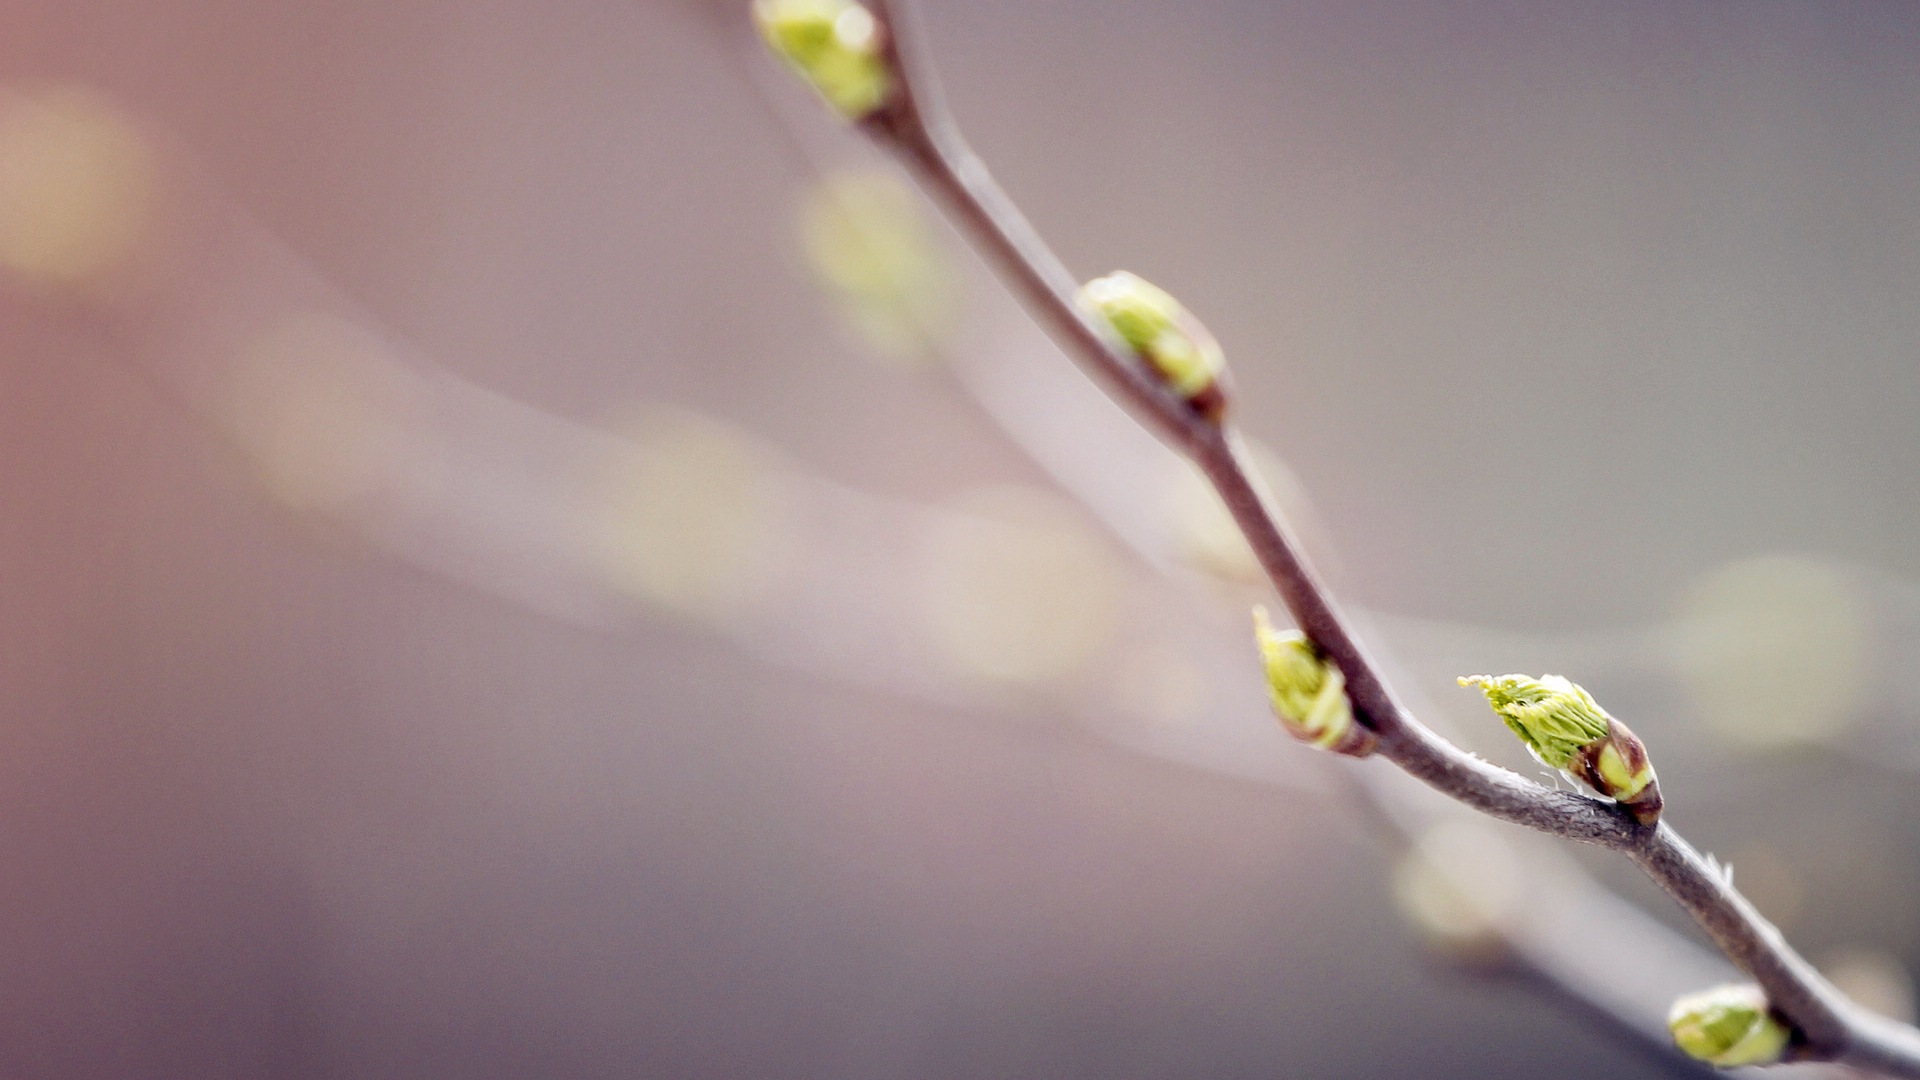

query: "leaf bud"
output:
1078 271 1226 420
1667 983 1792 1068
753 0 895 121
1458 673 1662 824
1253 607 1374 756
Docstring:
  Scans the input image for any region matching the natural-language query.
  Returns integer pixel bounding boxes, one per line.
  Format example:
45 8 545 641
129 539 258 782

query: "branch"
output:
755 0 1920 1074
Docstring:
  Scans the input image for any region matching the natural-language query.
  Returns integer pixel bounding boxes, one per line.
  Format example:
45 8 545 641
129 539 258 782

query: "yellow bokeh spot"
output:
919 485 1125 687
0 85 155 289
1668 554 1870 749
230 314 411 512
588 409 792 623
798 168 954 362
1392 819 1525 955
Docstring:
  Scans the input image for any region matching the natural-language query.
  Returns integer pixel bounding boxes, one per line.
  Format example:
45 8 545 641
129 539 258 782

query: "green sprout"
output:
1253 607 1372 756
1078 271 1226 419
754 0 895 121
1459 673 1662 824
1668 983 1792 1068
1458 673 1608 769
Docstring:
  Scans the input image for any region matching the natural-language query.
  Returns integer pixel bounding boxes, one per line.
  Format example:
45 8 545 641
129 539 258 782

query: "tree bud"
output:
1078 271 1226 419
1668 983 1792 1068
754 0 895 121
1458 673 1662 824
1254 607 1373 756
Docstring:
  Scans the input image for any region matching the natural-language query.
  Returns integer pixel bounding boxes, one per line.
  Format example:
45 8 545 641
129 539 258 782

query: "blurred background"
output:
3 0 1920 1076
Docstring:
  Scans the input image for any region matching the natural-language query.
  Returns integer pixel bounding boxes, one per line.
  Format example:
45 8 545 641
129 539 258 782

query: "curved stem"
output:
850 1 1920 1074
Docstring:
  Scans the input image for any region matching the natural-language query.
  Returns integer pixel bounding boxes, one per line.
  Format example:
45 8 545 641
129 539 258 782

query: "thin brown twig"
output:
846 0 1920 1073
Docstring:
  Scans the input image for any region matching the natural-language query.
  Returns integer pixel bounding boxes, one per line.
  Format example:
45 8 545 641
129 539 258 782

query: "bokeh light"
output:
586 408 796 623
0 84 155 290
227 313 415 513
918 484 1125 687
797 167 955 361
1669 555 1872 749
1392 819 1526 957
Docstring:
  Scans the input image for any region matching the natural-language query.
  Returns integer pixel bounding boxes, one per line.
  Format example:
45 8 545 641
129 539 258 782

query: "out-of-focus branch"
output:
753 0 1920 1073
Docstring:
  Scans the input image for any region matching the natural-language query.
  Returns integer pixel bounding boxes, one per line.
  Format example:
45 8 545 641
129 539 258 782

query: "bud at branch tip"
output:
1254 607 1373 756
754 0 896 121
1078 271 1227 420
1668 983 1791 1068
1458 673 1662 824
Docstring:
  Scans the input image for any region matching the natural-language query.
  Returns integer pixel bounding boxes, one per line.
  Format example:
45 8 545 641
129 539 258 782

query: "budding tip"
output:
754 0 897 121
1077 270 1226 418
1463 672 1661 811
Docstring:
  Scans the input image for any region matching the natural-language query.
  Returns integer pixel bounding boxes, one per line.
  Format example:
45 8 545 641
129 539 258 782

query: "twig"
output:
834 0 1920 1073
723 16 1719 1066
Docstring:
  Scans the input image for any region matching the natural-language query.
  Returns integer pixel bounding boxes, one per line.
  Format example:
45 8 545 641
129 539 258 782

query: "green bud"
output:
1078 271 1226 419
1668 983 1792 1068
1254 607 1373 756
753 0 895 121
1458 673 1606 769
1459 673 1662 824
